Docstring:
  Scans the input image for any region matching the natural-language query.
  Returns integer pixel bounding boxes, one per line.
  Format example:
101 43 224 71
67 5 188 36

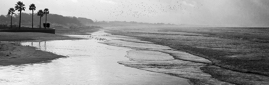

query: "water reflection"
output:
0 35 190 85
30 41 47 51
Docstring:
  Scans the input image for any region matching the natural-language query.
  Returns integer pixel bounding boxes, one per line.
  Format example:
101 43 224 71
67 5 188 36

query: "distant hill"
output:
0 13 174 28
77 17 94 26
0 13 94 27
90 21 174 27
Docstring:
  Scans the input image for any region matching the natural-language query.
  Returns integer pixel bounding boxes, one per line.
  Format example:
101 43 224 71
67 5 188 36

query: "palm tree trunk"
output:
19 11 21 29
39 16 42 28
45 14 47 23
10 15 12 28
45 14 47 29
32 10 34 28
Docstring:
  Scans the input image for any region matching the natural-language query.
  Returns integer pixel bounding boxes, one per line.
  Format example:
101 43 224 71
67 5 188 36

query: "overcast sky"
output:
1 0 269 27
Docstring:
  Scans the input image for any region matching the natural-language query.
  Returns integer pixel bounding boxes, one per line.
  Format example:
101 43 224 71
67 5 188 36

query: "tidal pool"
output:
0 32 190 85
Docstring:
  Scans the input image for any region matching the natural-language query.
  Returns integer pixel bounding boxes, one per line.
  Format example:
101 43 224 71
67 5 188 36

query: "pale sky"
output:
1 0 269 27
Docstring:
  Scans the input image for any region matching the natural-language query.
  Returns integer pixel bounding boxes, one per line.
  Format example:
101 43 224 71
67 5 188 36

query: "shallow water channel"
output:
0 31 190 85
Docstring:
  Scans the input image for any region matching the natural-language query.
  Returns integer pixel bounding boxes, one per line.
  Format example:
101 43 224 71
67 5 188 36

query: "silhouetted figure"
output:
43 23 50 28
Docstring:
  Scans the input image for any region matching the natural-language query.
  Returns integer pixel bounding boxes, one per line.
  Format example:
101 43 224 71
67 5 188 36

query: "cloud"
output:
1 0 269 26
99 0 117 4
70 0 78 3
182 1 196 7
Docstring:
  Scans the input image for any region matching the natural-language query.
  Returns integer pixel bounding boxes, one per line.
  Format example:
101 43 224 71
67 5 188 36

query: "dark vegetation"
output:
1 1 97 35
0 13 94 27
0 12 98 34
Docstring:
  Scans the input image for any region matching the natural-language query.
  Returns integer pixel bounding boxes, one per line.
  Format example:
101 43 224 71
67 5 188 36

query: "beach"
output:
0 25 269 84
0 29 191 85
105 25 269 85
0 26 98 66
1 0 269 84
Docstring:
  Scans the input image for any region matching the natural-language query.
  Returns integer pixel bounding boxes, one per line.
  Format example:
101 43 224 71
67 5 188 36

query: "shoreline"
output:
0 42 65 66
0 29 191 85
98 30 232 84
104 27 269 85
0 27 100 66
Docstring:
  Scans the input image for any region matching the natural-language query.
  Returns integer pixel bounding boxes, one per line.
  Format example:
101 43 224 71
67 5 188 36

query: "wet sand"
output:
105 26 269 85
0 42 65 66
98 30 231 85
0 32 80 66
0 31 191 85
1 26 268 84
0 27 99 66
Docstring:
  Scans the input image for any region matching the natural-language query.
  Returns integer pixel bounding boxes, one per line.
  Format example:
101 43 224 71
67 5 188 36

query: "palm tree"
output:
29 4 36 28
43 8 49 28
8 8 15 28
37 10 44 28
15 1 25 29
